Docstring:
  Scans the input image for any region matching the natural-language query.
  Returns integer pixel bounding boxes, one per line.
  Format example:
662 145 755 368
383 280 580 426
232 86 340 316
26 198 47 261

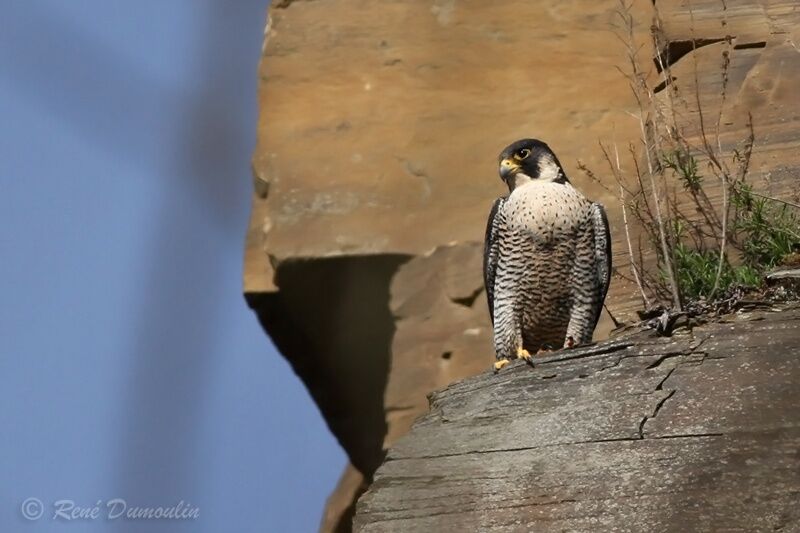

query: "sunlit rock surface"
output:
244 1 800 530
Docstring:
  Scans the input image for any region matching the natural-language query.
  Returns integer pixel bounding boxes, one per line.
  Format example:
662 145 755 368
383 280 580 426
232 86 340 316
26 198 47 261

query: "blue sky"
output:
0 1 345 531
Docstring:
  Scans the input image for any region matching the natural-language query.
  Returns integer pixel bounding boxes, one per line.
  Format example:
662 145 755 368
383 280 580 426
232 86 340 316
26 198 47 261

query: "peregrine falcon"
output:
483 139 611 372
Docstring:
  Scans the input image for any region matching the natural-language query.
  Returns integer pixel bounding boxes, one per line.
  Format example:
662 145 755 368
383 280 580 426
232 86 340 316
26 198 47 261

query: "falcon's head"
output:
497 139 567 191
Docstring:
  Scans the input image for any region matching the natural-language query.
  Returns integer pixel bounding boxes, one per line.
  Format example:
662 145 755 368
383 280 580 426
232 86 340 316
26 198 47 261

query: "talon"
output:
565 336 576 349
516 347 533 364
493 358 510 373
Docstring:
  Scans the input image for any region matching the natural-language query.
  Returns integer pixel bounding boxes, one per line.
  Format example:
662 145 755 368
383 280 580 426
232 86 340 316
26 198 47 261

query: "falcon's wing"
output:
590 202 612 330
483 197 506 324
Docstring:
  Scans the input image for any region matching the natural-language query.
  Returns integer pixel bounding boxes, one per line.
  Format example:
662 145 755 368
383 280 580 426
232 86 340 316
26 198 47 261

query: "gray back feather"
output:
483 197 506 324
590 202 612 330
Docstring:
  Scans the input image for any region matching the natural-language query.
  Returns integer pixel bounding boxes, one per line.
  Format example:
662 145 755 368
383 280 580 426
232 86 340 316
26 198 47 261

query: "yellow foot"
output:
516 347 533 363
493 358 510 373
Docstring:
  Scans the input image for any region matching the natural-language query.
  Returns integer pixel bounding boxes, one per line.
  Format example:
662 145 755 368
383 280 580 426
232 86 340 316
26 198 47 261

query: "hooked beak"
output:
499 158 520 181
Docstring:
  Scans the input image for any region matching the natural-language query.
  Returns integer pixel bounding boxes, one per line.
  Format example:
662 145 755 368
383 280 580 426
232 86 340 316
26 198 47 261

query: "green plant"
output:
580 1 800 313
647 143 799 303
670 244 760 300
733 184 800 268
662 149 702 192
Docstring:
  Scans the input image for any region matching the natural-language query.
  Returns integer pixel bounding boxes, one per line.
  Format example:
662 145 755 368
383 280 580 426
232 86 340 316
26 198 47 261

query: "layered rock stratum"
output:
354 304 800 532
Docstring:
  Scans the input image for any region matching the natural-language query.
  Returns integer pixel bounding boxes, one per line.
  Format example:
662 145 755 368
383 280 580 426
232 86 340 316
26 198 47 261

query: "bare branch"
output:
620 183 651 308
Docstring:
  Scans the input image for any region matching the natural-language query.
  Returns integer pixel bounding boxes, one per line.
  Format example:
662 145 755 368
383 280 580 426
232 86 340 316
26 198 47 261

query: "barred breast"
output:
493 180 595 354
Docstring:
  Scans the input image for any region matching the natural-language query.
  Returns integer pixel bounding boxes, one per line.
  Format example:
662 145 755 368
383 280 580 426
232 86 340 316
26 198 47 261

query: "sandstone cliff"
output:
244 1 800 530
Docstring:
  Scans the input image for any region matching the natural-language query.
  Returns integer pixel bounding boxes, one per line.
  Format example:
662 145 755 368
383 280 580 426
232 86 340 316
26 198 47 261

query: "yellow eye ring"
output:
515 148 531 160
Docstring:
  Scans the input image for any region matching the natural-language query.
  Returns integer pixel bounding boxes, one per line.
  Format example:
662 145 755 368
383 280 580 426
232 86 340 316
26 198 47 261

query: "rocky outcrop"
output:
244 1 800 530
354 305 800 532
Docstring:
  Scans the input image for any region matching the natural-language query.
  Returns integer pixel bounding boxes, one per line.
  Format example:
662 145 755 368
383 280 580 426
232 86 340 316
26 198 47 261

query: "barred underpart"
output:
485 179 611 360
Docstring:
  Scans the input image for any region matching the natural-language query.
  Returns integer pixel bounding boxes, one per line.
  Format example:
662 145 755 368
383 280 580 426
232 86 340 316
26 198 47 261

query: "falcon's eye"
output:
516 148 531 160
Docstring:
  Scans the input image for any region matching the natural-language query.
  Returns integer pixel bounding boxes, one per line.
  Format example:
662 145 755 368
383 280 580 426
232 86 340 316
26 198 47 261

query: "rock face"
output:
244 1 800 530
658 0 800 196
354 305 800 532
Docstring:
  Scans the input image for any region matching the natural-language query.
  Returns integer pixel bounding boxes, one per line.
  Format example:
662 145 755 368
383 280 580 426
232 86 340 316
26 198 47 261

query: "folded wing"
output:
590 202 612 330
483 197 506 324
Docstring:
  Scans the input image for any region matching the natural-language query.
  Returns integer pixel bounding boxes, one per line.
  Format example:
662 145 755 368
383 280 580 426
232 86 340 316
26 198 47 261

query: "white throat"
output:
512 173 534 188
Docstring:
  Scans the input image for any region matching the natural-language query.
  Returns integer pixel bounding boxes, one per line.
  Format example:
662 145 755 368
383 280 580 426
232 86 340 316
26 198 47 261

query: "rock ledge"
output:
355 305 800 532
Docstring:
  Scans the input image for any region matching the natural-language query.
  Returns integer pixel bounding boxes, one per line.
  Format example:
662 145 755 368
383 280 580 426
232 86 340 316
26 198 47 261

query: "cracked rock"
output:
354 305 800 532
